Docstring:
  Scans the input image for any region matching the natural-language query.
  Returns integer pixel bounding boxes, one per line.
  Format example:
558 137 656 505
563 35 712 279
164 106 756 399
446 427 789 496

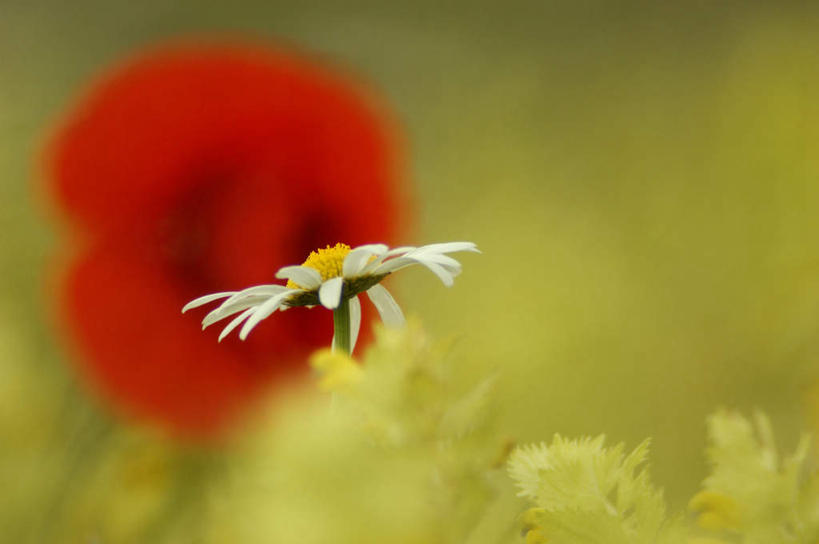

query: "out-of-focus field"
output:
1 0 818 540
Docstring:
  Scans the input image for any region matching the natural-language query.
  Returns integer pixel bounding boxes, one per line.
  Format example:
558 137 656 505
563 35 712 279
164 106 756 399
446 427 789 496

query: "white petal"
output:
372 256 416 275
274 266 322 289
202 296 269 329
366 284 405 327
383 245 416 257
218 308 255 342
412 241 479 254
239 291 293 340
418 260 455 287
351 243 389 255
223 285 289 305
408 252 462 270
349 295 362 353
182 292 234 313
343 244 387 278
360 246 417 275
360 257 387 275
318 277 344 309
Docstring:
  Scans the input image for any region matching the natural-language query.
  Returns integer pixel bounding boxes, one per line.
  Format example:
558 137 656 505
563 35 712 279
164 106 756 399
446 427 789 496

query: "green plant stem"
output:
333 296 351 356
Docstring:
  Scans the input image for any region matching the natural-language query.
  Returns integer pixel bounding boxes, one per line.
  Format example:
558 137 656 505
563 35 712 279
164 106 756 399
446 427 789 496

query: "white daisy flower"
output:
182 241 479 354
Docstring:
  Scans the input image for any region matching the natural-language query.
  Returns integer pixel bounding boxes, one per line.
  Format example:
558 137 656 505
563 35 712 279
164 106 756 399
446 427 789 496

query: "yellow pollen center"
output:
287 243 351 289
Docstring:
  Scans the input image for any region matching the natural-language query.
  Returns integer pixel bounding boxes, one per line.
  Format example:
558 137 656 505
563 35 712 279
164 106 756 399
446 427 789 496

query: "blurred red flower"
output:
45 43 407 440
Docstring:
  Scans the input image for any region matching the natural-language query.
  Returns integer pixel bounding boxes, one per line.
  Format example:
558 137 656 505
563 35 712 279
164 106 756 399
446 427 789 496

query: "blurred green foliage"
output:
691 410 816 542
509 410 818 543
204 323 514 544
1 0 818 541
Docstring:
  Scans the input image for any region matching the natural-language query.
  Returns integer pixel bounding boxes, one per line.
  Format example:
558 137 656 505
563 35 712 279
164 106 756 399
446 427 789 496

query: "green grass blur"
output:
1 0 818 540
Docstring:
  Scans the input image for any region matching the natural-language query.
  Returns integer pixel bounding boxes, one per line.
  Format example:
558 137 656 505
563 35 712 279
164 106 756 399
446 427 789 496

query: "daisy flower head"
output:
183 241 479 355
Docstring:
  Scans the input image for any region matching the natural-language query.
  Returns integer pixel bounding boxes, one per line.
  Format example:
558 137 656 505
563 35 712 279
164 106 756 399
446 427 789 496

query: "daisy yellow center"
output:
287 243 351 289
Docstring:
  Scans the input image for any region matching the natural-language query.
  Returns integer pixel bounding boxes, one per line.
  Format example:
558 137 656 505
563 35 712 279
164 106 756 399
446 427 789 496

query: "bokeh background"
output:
2 1 818 542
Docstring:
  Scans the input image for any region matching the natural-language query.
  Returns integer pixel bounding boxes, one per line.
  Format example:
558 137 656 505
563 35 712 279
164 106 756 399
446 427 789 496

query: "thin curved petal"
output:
413 241 480 254
366 284 405 327
239 291 293 340
409 252 462 270
350 243 389 255
343 244 387 278
383 245 416 257
202 295 270 329
349 295 362 353
360 245 417 275
372 256 416 275
223 284 290 305
419 260 455 287
318 277 344 309
218 308 255 342
182 292 235 313
274 265 322 289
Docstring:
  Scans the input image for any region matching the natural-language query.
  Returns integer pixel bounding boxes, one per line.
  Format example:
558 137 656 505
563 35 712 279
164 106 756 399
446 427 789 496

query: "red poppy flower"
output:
45 42 407 440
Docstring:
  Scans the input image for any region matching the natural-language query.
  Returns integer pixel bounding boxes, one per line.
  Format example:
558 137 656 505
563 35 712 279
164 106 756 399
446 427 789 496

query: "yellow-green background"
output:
2 1 818 541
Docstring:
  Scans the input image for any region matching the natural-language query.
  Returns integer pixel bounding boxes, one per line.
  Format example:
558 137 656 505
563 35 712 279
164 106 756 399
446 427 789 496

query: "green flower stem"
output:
333 296 351 356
